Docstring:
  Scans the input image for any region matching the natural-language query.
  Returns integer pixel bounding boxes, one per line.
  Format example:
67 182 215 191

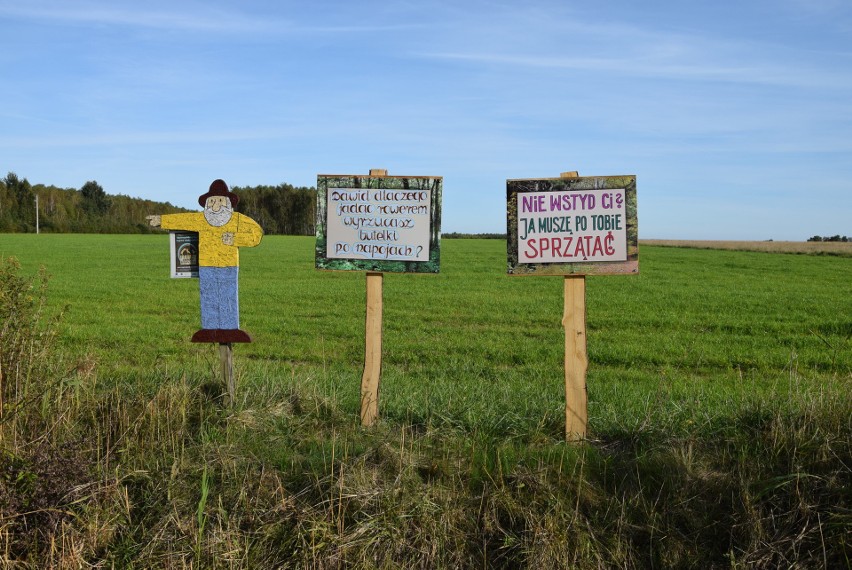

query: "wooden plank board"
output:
563 275 588 440
360 272 383 426
219 342 235 406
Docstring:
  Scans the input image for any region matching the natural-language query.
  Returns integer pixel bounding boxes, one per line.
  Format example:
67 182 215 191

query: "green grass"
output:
5 234 848 435
0 234 849 568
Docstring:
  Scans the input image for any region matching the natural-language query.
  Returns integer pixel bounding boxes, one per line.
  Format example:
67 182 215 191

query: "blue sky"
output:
2 0 850 240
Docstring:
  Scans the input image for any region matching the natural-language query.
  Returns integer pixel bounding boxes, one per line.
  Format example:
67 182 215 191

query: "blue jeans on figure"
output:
199 266 239 329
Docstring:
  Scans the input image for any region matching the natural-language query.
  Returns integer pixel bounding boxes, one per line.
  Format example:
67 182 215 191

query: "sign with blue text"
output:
507 175 638 275
316 174 442 273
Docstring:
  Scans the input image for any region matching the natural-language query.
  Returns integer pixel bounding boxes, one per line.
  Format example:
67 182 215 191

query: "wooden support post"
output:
219 342 235 406
563 276 588 440
361 274 383 425
360 168 387 426
561 170 587 440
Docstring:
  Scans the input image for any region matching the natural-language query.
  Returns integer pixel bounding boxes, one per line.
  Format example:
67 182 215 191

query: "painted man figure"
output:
147 179 263 343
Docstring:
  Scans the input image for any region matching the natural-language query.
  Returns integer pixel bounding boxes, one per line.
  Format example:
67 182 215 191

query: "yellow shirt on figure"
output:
160 212 263 267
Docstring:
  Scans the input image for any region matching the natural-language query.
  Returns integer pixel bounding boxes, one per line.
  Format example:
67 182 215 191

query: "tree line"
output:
441 232 507 239
807 235 849 242
231 183 316 236
0 172 317 235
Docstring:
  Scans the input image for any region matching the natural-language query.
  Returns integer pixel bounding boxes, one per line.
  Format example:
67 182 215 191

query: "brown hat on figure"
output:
198 179 240 207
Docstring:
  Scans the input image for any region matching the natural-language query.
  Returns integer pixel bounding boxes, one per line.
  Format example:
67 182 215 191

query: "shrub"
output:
0 258 106 563
0 257 64 432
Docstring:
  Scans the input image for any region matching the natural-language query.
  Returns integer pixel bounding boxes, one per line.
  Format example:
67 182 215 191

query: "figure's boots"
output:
191 329 253 343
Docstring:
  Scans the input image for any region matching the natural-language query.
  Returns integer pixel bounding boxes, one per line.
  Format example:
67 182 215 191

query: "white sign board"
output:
517 189 628 264
325 187 431 262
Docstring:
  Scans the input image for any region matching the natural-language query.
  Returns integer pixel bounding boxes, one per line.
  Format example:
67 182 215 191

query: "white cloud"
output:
0 127 292 149
0 0 422 34
417 42 850 90
0 1 265 31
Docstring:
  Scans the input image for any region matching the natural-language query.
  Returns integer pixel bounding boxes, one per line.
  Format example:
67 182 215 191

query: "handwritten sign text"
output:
326 187 431 262
517 189 628 263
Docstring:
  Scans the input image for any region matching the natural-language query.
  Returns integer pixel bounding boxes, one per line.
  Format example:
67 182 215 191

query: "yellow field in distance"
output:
641 239 852 256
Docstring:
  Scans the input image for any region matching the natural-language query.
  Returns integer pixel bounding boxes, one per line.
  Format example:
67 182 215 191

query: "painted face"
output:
204 196 233 227
206 195 229 212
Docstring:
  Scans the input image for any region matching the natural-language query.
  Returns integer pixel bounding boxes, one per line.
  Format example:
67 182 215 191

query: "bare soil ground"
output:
641 239 852 256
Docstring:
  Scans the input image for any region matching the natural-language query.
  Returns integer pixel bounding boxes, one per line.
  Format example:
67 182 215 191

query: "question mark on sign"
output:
416 245 423 257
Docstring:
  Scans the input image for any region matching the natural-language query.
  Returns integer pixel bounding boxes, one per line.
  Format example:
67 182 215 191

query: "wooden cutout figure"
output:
147 179 263 343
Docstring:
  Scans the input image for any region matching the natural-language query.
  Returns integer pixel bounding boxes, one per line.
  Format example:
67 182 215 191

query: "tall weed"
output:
0 257 62 436
0 258 114 565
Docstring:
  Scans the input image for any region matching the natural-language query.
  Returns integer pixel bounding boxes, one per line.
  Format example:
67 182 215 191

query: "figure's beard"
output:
204 205 233 227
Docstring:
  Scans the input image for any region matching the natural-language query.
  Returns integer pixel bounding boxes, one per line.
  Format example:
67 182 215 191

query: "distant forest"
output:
807 234 849 242
442 232 507 239
0 172 317 235
231 183 316 236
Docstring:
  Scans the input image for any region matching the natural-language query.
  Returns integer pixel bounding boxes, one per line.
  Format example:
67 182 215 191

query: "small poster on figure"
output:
169 231 199 278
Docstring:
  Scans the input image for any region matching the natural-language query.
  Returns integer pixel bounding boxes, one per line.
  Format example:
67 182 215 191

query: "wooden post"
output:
563 276 587 440
561 171 587 440
361 272 383 426
219 343 235 406
360 168 387 426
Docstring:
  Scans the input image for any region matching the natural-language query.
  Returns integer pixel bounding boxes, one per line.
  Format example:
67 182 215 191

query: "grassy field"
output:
1 234 850 568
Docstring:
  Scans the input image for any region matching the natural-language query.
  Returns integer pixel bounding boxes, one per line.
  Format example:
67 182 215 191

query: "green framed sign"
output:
507 175 638 275
316 174 442 273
